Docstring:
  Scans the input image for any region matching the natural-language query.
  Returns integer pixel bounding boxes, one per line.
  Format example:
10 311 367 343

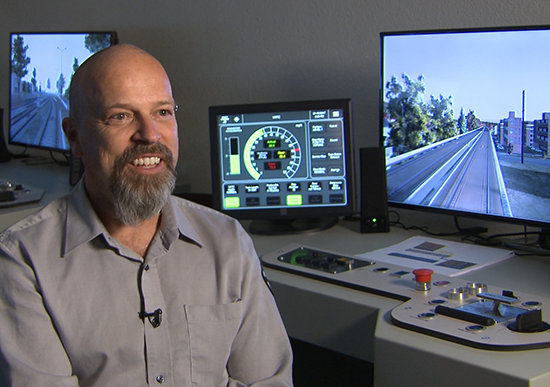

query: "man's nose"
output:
132 115 161 144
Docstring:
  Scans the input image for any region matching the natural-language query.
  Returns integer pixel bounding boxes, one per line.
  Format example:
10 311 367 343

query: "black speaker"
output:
0 108 12 163
360 147 389 233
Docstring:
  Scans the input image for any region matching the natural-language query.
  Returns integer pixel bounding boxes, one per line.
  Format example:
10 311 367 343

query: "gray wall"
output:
2 0 549 193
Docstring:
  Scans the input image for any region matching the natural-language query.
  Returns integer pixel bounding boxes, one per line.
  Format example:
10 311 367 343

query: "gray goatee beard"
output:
111 143 177 227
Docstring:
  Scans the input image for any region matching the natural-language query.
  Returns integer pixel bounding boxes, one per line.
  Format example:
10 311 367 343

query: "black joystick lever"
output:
508 309 550 333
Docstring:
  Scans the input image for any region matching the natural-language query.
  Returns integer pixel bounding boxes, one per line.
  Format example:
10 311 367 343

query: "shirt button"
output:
156 374 165 383
144 264 150 271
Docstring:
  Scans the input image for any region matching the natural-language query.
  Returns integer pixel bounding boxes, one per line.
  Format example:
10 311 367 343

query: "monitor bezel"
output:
209 98 356 222
8 30 119 154
380 24 550 231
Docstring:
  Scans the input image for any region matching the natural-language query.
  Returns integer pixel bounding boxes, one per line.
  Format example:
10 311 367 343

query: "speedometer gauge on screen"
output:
209 99 355 234
242 125 303 180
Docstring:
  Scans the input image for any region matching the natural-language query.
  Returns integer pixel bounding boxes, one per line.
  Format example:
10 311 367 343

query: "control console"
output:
0 180 44 208
261 243 550 350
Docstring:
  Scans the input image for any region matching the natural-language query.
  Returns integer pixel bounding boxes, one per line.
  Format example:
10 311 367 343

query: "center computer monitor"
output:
209 99 355 235
380 25 550 241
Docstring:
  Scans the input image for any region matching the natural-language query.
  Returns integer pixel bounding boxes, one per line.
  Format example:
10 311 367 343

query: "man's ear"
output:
62 117 83 157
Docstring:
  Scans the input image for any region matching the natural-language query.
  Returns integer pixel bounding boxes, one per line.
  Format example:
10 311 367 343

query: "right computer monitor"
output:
380 25 550 235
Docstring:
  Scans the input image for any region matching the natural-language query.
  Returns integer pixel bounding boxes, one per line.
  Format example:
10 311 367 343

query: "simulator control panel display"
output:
216 108 349 211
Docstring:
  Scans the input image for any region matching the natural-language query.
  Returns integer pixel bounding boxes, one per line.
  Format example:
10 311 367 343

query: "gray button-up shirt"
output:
0 180 293 386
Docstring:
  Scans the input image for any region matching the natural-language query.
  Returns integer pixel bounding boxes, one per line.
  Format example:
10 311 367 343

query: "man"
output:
0 44 293 386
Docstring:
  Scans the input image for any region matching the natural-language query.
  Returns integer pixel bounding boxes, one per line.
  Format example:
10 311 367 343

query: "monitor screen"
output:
9 31 118 153
381 26 550 231
209 99 355 234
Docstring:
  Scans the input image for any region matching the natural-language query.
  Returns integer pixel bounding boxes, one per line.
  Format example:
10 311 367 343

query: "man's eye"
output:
156 108 175 120
111 113 127 120
107 113 131 124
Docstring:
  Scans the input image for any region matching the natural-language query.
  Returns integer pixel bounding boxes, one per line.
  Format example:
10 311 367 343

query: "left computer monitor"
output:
8 31 118 154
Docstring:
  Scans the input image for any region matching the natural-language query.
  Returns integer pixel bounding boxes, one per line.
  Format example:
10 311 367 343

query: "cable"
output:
388 210 548 253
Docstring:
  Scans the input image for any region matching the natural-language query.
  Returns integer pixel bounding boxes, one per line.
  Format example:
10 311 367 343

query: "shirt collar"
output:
63 179 107 257
62 179 203 257
165 196 204 248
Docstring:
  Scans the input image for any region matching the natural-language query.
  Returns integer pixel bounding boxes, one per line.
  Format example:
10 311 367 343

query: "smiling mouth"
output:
132 156 161 167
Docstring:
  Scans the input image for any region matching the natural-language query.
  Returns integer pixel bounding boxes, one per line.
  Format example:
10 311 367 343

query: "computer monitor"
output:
380 25 550 244
209 99 355 235
8 31 118 154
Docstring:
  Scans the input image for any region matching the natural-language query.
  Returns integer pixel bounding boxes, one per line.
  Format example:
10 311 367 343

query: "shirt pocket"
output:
184 300 243 386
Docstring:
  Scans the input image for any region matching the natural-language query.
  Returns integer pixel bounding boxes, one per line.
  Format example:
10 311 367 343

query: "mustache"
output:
116 142 175 170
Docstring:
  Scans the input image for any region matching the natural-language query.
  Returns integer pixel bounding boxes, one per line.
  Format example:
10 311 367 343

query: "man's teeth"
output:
132 157 161 167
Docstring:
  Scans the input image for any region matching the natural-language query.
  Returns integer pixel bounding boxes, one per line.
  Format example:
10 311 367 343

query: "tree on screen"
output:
385 74 427 155
429 94 457 140
385 73 456 155
11 35 31 94
64 57 80 99
458 108 468 134
466 110 481 131
31 68 37 93
56 73 66 96
84 34 112 54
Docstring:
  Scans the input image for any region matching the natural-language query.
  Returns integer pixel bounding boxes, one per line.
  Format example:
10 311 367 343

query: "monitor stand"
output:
248 217 339 235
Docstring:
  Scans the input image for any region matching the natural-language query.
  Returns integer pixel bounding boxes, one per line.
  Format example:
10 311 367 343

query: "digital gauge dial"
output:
243 126 302 180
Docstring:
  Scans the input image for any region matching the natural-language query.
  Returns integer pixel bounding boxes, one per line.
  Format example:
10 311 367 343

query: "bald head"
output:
62 41 178 164
68 44 172 123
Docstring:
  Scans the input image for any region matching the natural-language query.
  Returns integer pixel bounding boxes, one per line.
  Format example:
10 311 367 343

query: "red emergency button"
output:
413 268 434 283
413 268 434 291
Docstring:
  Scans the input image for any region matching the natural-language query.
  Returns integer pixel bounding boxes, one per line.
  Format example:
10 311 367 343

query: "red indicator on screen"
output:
265 161 282 170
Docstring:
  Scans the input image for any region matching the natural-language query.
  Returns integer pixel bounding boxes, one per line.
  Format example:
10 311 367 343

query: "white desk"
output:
0 159 72 231
2 162 550 386
249 221 550 387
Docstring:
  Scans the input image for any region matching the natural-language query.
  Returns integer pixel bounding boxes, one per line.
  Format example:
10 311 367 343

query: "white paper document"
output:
356 236 515 277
